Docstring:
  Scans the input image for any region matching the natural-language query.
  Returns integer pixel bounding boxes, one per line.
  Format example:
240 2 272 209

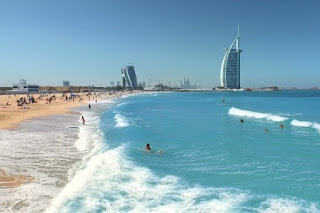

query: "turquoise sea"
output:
47 91 320 212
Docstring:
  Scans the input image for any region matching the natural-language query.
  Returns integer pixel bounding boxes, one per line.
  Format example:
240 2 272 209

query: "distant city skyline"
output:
1 0 320 89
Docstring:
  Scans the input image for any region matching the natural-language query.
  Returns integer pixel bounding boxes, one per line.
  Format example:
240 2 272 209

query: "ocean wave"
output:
228 107 288 122
46 142 319 213
46 144 249 213
290 120 313 127
312 123 320 132
114 114 131 128
290 120 320 132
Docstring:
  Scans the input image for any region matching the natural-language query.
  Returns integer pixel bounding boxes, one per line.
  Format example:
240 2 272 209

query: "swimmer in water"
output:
145 143 151 151
240 119 244 123
279 124 284 128
265 128 269 132
222 98 225 103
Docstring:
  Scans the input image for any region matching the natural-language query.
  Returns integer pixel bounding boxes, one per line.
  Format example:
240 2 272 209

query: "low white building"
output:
12 79 39 92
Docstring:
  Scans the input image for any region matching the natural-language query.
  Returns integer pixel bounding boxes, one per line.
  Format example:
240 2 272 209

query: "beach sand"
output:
0 92 118 130
0 90 136 211
0 170 34 188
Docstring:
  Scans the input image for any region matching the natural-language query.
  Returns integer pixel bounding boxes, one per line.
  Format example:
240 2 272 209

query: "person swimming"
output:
265 128 269 132
145 143 151 150
280 124 284 128
240 119 244 123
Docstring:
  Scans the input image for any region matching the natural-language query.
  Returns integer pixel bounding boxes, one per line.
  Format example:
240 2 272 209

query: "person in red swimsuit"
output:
145 143 151 150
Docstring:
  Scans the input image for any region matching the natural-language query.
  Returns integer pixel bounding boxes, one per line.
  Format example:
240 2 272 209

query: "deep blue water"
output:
48 91 320 212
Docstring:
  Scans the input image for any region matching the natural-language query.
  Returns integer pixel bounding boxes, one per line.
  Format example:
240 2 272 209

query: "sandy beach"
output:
0 91 127 192
0 92 120 130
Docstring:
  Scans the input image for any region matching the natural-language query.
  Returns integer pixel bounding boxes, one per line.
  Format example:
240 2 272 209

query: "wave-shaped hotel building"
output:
220 28 242 89
121 65 137 88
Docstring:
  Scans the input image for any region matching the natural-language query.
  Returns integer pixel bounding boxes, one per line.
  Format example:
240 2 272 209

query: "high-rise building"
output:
121 65 137 88
220 27 242 89
63 80 70 87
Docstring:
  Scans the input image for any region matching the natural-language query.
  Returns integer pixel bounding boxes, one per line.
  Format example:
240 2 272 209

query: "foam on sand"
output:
228 107 288 122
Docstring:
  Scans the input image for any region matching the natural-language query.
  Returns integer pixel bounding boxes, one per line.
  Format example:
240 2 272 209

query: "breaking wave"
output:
291 120 313 127
114 114 131 128
228 107 289 122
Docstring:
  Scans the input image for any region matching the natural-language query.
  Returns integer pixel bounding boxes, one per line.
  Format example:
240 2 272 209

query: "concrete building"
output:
220 27 242 89
12 79 39 92
121 65 137 88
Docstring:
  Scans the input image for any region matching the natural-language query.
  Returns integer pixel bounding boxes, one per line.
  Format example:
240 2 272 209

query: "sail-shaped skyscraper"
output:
121 65 137 88
220 27 242 89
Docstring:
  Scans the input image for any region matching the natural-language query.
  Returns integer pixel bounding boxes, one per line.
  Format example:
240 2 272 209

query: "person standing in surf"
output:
81 116 85 125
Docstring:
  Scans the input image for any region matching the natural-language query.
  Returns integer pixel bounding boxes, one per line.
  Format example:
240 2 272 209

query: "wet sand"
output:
0 170 34 188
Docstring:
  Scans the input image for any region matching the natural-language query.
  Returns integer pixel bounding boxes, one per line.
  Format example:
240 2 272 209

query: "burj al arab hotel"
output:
220 27 242 89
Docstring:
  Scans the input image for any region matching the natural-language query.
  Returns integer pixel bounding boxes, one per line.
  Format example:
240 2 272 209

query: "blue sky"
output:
0 0 319 88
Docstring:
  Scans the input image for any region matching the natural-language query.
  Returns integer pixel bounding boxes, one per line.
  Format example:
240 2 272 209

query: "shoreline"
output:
0 91 130 130
0 90 145 212
0 91 130 186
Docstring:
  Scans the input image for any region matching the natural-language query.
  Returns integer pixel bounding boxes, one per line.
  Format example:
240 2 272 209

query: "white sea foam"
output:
75 112 101 151
257 198 319 213
312 122 320 132
0 113 84 212
46 143 248 213
228 107 288 122
88 100 115 105
116 103 127 107
290 120 320 132
114 114 131 127
290 120 313 127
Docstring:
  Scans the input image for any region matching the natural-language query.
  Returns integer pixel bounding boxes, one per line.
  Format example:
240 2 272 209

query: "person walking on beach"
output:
81 116 85 125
